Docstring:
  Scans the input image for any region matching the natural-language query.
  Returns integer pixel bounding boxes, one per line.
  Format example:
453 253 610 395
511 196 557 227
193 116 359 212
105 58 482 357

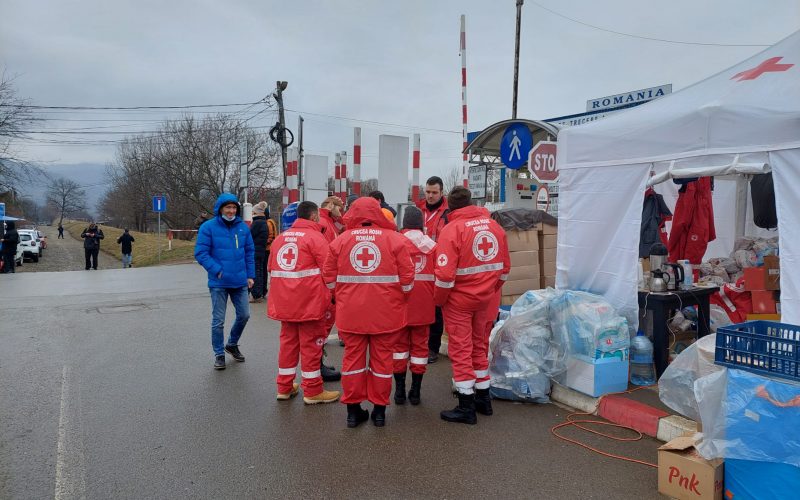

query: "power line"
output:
530 1 773 47
285 108 461 134
2 100 265 110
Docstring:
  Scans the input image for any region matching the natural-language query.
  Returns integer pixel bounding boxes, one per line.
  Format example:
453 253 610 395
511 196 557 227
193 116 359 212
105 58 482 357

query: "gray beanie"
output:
402 206 424 230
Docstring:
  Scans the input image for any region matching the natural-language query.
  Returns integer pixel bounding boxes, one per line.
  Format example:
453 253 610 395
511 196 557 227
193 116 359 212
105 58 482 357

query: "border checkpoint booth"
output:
555 29 800 329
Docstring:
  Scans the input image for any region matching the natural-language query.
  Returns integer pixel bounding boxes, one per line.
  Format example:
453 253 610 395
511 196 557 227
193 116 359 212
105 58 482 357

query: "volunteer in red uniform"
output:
317 196 345 381
268 201 340 405
416 176 450 364
392 206 436 406
323 197 415 428
434 187 510 424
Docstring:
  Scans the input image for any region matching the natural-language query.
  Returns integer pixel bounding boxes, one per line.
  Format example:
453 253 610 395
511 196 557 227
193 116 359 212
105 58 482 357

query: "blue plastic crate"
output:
715 321 800 382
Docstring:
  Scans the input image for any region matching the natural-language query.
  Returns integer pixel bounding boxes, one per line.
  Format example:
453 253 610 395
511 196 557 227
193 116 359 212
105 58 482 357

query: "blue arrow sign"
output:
499 122 533 170
152 196 167 213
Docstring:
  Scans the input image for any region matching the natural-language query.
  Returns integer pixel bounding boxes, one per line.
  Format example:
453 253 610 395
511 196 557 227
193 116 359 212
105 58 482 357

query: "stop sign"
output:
527 141 558 183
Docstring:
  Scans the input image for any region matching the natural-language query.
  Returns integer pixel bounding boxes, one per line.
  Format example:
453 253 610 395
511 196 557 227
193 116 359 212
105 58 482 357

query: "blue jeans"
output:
209 286 250 356
122 253 132 268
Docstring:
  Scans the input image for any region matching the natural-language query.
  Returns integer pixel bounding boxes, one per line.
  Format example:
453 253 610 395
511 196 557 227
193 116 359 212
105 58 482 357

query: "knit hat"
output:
402 206 424 230
346 193 359 206
253 201 267 215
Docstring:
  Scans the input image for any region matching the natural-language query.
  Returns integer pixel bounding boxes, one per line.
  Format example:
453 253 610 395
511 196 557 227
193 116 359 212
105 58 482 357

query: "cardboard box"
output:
508 265 540 281
541 275 556 289
565 355 629 397
539 233 557 250
500 294 522 306
542 260 556 277
751 290 778 314
541 247 556 264
658 436 724 500
764 255 780 290
510 250 538 267
505 229 539 252
533 221 558 235
502 278 540 296
746 313 781 321
743 257 780 292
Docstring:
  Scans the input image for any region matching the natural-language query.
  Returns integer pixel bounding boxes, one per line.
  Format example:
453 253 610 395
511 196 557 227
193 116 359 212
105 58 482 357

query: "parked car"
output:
18 232 40 262
18 229 44 256
15 244 23 267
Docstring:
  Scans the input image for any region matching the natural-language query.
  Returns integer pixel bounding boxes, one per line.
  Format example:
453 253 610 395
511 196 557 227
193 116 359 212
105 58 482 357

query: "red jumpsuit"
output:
323 198 415 406
319 207 341 334
434 205 510 394
267 218 331 397
393 230 436 375
668 177 716 264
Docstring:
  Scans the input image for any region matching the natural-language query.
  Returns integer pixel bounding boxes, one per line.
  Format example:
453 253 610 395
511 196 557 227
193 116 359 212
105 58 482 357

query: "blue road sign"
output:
281 202 298 232
499 122 533 170
152 196 167 213
0 202 5 219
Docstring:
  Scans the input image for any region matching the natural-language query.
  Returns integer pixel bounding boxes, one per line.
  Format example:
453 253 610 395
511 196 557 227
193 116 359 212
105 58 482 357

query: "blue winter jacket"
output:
194 193 256 288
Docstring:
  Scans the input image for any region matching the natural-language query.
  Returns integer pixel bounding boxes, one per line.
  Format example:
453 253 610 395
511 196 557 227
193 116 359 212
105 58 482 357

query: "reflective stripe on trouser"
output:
474 318 495 389
442 304 489 395
276 320 326 397
339 331 397 406
393 325 429 375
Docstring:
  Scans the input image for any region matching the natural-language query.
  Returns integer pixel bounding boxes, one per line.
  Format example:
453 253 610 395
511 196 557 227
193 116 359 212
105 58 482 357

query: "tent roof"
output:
558 29 800 170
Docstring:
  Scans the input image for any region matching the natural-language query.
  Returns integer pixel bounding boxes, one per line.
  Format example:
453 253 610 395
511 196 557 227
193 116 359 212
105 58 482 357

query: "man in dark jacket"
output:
194 193 255 370
1 221 20 273
368 190 397 217
81 222 105 270
116 228 135 268
249 201 269 303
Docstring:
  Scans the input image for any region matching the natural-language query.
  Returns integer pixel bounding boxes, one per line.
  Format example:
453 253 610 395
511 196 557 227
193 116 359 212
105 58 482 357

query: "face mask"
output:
222 214 236 222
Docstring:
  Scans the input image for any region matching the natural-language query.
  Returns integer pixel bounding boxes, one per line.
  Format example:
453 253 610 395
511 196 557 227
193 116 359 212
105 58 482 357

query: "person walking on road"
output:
1 221 20 273
268 201 340 405
194 193 255 370
323 197 414 428
434 187 510 425
415 176 450 364
81 222 105 270
249 202 269 303
116 228 135 268
392 206 436 406
57 223 64 239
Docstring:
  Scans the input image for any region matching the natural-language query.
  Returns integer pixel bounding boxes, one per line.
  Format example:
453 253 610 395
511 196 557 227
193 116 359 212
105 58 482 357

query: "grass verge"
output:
63 221 196 268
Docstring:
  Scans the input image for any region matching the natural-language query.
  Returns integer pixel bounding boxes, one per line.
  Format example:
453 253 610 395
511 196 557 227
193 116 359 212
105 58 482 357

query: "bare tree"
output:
0 70 40 192
47 177 86 226
442 166 463 194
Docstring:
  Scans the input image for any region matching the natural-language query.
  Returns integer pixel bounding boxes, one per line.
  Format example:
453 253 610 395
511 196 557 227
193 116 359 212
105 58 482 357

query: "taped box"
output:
510 250 538 267
539 233 557 250
658 435 724 500
500 294 522 306
508 265 540 281
502 279 539 296
533 222 558 235
506 229 538 253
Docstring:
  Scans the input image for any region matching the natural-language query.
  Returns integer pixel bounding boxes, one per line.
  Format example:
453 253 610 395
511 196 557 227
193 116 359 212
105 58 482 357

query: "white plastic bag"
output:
658 334 721 421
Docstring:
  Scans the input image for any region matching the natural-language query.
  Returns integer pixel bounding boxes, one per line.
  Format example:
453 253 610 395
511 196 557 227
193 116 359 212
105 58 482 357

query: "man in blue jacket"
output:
195 193 256 370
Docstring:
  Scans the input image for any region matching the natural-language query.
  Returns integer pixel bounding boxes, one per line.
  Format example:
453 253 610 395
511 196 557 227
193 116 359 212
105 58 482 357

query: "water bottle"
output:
630 331 656 386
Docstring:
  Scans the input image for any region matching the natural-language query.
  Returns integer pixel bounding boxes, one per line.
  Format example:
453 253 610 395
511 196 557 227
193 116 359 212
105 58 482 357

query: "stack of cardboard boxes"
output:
500 222 558 306
743 255 781 320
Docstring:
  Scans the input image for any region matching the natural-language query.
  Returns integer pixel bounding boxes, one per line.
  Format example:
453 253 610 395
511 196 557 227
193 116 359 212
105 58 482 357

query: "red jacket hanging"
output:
668 177 716 264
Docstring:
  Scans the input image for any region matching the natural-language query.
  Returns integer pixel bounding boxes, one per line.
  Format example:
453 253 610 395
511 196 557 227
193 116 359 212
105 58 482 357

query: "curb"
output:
549 382 698 442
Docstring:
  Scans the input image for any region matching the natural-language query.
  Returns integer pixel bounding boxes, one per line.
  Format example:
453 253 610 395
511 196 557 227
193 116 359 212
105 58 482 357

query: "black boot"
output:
371 405 386 427
393 373 407 405
440 393 477 425
475 388 493 416
321 355 341 382
346 404 369 428
408 373 423 405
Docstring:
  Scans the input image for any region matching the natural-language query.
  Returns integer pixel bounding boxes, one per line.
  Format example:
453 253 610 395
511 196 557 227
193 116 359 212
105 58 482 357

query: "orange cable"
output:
550 385 659 468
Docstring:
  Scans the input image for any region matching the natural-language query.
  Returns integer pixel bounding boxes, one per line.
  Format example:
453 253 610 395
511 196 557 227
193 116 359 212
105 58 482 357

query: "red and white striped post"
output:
334 153 341 198
340 151 348 200
412 133 421 201
460 14 469 188
288 148 299 203
353 127 362 196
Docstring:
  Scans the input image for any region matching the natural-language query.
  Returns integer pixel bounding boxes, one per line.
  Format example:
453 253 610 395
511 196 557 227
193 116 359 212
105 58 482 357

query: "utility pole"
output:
297 115 304 201
272 81 289 187
512 0 524 119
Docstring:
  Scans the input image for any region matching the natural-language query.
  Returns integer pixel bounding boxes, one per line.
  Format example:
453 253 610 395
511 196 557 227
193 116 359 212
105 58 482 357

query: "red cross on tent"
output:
731 56 794 81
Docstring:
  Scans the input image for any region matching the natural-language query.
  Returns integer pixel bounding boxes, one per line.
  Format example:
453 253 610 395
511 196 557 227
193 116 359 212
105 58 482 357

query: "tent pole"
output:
735 176 748 240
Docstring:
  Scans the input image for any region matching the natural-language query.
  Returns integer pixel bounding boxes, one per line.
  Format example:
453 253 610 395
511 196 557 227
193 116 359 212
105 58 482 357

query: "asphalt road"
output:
0 265 661 499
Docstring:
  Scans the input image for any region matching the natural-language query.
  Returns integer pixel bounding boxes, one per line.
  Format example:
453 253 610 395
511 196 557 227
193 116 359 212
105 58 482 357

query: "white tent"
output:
556 29 800 327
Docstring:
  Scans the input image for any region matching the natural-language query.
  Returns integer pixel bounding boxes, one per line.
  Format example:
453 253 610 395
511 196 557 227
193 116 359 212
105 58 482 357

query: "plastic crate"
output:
715 320 800 382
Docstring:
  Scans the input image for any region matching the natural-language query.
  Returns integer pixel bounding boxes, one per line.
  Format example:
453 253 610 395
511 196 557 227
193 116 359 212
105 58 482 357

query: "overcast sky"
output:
2 0 799 190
